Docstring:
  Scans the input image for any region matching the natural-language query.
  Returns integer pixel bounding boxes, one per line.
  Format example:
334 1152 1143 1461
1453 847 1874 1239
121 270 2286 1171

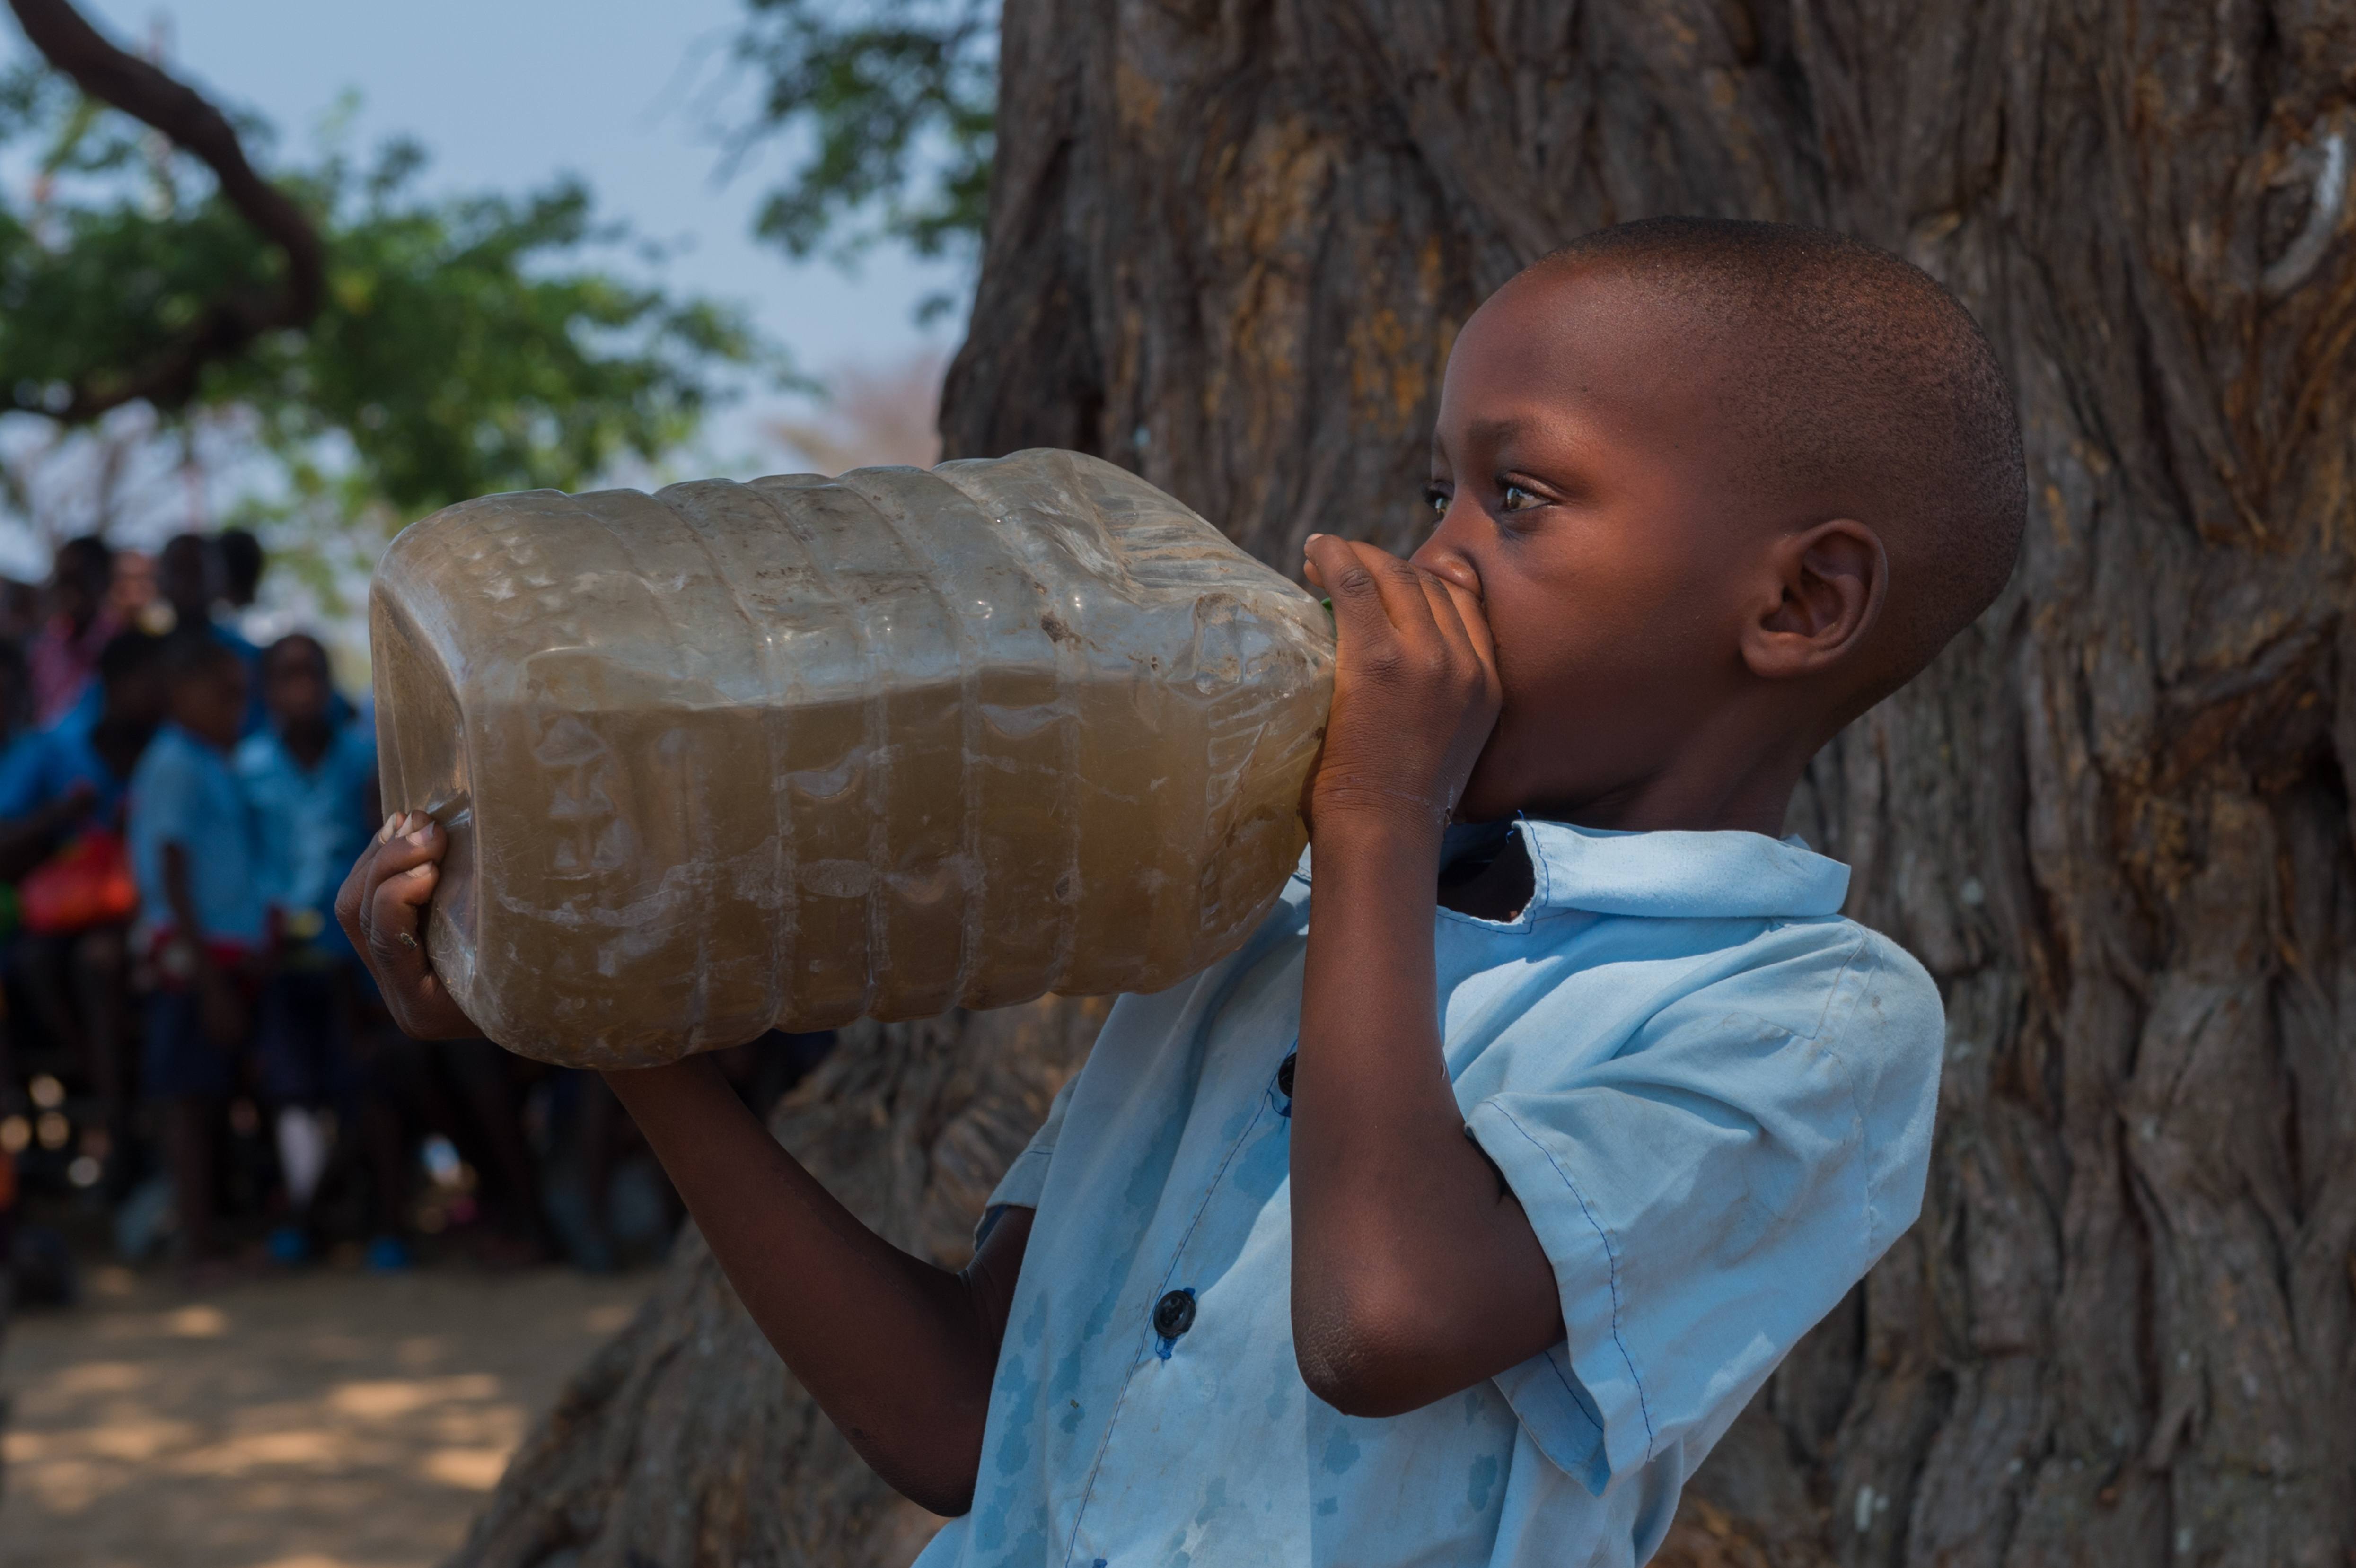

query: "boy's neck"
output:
92 715 154 776
1532 703 1812 839
279 715 332 768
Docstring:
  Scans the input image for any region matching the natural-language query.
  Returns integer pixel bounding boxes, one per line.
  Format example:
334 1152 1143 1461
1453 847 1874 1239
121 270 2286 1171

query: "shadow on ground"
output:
1 1262 650 1568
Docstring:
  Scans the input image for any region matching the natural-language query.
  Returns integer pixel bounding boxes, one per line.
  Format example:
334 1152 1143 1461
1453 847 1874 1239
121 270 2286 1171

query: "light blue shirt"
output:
129 724 266 945
918 819 1942 1568
236 720 378 920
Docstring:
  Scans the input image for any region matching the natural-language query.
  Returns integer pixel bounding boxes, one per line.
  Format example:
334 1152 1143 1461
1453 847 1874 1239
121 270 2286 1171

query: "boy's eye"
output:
1501 483 1543 512
1423 487 1449 517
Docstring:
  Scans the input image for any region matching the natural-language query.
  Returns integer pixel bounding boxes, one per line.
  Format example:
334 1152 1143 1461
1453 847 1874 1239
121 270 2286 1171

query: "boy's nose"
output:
1408 535 1482 601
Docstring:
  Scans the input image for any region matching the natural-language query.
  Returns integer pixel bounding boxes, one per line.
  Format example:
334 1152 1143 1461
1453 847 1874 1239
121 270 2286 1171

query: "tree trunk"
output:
947 3 2356 1565
459 1 2356 1564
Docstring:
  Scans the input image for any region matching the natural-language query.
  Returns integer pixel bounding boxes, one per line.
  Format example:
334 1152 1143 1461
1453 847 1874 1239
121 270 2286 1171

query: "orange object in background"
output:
20 827 138 936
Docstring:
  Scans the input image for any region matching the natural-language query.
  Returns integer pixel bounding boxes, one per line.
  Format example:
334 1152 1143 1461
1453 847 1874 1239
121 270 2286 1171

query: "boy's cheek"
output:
1457 721 1536 819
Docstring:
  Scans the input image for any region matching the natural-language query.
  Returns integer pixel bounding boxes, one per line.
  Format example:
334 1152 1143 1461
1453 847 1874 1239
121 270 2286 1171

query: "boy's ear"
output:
1741 518 1885 681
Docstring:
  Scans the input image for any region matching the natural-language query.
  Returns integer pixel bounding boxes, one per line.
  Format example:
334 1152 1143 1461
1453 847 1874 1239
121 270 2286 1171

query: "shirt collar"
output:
1514 816 1849 920
1298 815 1851 920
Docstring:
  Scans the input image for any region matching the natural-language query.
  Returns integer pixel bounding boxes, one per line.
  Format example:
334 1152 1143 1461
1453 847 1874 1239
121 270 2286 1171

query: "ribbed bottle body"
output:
370 450 1333 1066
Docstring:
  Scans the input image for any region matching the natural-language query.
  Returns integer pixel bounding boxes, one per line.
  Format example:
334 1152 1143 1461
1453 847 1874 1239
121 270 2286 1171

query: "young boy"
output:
131 636 266 1265
237 633 382 1261
343 218 2022 1566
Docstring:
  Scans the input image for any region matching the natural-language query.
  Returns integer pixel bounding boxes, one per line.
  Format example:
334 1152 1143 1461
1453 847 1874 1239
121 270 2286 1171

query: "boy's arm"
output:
1289 536 1564 1418
337 817 1027 1515
603 1058 1031 1511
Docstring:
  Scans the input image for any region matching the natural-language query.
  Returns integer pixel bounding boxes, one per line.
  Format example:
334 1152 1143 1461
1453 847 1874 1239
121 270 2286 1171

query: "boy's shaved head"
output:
1411 217 2026 830
1523 218 2024 700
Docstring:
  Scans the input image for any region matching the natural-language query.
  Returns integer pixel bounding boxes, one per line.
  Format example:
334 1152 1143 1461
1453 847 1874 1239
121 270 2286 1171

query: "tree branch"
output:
5 0 326 422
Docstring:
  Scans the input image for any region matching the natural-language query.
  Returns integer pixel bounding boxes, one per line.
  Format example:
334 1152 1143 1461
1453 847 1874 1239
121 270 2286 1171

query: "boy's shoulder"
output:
1660 911 1940 1050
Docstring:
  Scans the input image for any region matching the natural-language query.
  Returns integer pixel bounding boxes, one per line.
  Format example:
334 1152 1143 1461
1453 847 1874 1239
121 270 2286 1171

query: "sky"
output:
0 0 969 570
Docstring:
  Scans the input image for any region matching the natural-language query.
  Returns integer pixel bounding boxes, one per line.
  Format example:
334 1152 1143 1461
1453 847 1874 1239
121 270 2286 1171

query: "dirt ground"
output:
0 1262 651 1568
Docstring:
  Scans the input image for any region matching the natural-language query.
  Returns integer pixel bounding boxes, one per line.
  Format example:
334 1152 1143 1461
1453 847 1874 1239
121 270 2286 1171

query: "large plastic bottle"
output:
371 449 1334 1067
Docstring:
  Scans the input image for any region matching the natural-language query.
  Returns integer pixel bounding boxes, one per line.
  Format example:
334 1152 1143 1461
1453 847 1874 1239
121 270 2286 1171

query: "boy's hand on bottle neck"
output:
1301 533 1501 859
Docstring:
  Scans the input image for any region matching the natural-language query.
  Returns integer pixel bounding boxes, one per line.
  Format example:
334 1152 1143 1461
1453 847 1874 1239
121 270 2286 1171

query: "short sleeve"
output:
1466 927 1942 1493
978 1071 1080 1231
129 740 211 920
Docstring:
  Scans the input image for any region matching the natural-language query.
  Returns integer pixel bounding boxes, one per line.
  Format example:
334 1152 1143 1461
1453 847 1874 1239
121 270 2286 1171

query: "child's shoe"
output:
265 1224 312 1266
363 1234 413 1272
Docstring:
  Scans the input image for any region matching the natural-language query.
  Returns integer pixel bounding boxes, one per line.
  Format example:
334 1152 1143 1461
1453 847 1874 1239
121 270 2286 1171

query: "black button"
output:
1152 1288 1196 1340
1276 1052 1296 1099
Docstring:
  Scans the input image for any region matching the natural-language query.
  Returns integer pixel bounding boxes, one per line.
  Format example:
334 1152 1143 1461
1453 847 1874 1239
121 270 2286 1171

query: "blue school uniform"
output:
920 819 1943 1568
128 723 265 946
0 707 132 829
236 718 377 937
129 724 266 1099
235 716 378 1110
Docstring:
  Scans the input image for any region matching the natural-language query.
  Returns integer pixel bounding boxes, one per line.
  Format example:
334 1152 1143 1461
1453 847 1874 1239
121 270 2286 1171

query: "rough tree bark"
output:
457 2 2356 1565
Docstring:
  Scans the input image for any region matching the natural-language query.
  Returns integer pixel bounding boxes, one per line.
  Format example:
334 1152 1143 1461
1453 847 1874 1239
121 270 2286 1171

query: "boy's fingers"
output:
1425 572 1501 698
340 812 474 1039
364 863 470 1038
366 861 435 967
1304 534 1379 622
363 817 443 940
1351 540 1444 640
362 814 444 890
1415 569 1472 651
336 864 376 958
1306 534 1439 654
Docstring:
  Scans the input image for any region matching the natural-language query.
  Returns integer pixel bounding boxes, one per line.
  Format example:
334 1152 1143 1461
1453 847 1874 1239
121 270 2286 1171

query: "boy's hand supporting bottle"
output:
335 811 1028 1515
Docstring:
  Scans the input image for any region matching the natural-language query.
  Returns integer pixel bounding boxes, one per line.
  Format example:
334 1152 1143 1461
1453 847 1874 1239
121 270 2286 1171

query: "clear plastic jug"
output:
370 449 1334 1067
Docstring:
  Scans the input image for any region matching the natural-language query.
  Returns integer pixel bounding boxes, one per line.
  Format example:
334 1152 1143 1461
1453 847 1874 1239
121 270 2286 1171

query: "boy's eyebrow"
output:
1434 415 1538 468
1462 416 1534 451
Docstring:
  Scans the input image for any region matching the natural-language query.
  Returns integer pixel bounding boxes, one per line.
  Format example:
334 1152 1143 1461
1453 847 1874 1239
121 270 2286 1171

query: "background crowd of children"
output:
0 532 831 1298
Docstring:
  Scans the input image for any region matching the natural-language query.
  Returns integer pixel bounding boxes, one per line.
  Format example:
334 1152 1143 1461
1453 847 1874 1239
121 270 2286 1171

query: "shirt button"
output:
1276 1052 1296 1099
1152 1288 1197 1340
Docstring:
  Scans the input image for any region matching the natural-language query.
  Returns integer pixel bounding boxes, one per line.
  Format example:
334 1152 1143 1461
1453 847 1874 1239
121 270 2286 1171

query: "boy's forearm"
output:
602 1056 1018 1514
1291 815 1560 1415
161 841 208 945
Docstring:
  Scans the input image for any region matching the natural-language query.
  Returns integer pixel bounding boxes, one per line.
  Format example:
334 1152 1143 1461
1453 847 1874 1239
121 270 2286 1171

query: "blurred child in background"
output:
26 537 119 727
0 631 169 1188
158 534 264 735
238 633 395 1264
129 637 264 1269
217 529 265 618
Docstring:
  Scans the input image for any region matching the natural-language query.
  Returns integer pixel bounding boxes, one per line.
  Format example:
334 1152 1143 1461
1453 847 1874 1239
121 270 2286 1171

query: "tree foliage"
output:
726 0 994 274
0 49 761 531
